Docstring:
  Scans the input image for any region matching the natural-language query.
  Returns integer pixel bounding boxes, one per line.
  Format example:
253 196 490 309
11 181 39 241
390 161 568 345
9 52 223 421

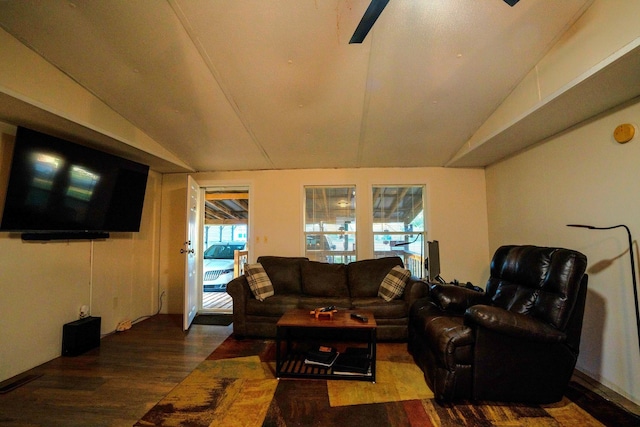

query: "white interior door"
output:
183 175 201 330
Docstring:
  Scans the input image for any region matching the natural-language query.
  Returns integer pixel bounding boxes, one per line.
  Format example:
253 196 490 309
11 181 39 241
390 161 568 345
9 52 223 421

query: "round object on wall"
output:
613 123 635 144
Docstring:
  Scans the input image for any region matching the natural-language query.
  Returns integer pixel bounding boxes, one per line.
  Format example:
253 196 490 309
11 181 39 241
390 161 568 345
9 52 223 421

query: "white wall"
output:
4 0 635 401
158 173 188 315
0 27 187 169
158 167 490 315
481 0 640 405
486 99 640 405
467 0 640 151
0 23 172 383
0 127 162 382
0 21 172 383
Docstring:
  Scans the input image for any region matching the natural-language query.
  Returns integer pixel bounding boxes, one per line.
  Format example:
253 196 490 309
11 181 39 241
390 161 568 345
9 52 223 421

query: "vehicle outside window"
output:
203 241 246 292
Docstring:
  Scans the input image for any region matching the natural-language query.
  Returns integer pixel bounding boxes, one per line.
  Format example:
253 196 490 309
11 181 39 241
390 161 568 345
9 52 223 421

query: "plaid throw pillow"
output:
245 263 274 301
378 266 411 302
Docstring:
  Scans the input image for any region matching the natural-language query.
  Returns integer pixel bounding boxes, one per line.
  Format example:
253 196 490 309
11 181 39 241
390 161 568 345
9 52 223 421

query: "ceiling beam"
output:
205 192 249 200
205 219 247 225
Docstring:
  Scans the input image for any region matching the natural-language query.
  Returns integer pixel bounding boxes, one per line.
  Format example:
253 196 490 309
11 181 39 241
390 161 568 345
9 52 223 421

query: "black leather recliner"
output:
408 245 588 403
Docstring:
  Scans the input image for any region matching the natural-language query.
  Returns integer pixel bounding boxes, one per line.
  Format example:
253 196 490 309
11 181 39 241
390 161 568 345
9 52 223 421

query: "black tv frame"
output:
21 232 110 241
0 126 149 239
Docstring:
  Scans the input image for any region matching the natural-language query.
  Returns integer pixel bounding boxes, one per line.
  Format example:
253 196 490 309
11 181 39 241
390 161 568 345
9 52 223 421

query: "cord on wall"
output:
119 290 166 332
89 240 94 317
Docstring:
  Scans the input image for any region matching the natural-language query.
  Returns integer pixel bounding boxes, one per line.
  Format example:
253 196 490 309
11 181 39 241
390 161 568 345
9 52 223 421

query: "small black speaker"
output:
62 317 101 356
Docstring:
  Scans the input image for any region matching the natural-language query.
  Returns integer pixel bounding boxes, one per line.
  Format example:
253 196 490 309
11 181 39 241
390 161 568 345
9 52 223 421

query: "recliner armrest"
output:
465 305 566 343
404 278 429 303
429 283 489 314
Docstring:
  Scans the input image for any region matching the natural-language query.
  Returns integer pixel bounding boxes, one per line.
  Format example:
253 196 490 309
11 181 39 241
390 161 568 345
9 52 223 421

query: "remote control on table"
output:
320 305 336 312
350 313 368 322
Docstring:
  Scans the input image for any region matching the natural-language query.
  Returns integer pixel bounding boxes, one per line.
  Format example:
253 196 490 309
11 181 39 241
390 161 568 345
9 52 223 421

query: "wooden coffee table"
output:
275 308 377 382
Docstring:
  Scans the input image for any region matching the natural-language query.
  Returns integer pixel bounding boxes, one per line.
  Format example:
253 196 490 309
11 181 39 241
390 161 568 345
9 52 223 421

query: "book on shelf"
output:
342 347 371 358
332 366 372 376
304 345 339 367
332 349 371 374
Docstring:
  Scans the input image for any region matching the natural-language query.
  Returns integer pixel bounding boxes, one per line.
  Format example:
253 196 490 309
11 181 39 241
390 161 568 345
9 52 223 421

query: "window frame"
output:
372 185 425 279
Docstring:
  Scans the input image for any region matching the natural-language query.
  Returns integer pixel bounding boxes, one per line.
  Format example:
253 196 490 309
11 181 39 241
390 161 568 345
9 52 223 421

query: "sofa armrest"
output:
227 275 251 300
403 278 429 308
429 283 489 314
465 305 566 343
226 275 251 336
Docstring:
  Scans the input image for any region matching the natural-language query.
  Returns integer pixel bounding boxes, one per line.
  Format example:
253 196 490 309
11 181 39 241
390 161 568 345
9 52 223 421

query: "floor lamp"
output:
567 223 640 356
394 234 423 279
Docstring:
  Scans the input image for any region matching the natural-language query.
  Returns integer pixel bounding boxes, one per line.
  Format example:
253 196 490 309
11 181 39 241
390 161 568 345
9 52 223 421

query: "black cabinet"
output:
62 317 101 356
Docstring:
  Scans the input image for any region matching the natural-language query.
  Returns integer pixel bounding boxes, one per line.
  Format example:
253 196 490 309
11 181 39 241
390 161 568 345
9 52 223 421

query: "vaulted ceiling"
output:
0 0 618 173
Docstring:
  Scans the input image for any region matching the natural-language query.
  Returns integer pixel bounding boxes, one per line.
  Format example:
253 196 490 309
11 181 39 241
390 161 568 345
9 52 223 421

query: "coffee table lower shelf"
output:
275 309 377 382
276 353 374 382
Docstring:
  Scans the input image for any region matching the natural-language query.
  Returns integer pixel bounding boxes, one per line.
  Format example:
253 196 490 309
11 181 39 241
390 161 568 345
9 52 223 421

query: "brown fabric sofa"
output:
227 255 429 341
408 245 588 404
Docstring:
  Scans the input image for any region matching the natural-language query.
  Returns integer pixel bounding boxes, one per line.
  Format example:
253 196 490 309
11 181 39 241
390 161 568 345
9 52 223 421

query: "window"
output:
304 186 356 264
372 186 425 278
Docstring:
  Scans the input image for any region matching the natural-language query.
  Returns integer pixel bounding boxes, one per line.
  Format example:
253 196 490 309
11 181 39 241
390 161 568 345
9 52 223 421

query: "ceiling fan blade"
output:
503 0 520 6
349 0 390 44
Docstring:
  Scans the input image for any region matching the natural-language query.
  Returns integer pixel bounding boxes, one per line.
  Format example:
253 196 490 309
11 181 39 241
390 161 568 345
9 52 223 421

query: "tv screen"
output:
0 127 149 234
427 240 441 282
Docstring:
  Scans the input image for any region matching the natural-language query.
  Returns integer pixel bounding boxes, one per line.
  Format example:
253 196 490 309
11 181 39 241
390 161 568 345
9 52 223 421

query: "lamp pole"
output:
567 223 640 356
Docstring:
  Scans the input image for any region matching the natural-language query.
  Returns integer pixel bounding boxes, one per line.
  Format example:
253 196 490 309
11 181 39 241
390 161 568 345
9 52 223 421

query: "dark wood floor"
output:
0 314 232 427
1 314 638 426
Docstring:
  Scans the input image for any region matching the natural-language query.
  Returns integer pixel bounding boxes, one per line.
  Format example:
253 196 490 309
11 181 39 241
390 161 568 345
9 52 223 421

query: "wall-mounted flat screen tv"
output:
0 126 149 236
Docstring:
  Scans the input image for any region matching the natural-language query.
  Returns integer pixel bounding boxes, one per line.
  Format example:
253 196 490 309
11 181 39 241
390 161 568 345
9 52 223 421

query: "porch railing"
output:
403 253 423 279
234 249 249 277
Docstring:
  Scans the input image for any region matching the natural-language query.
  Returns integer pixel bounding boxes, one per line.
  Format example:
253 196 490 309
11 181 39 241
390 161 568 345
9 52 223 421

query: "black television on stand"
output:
427 240 444 283
0 126 149 240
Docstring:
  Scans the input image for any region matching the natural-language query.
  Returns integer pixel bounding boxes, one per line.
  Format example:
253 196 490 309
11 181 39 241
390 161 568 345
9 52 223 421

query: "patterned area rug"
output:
136 337 639 427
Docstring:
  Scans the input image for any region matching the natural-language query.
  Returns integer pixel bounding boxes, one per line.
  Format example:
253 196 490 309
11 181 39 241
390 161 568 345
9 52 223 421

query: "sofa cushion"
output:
351 297 407 319
246 294 300 317
245 263 274 301
297 296 352 311
378 266 411 301
347 257 405 298
301 261 349 297
257 256 308 294
485 245 588 330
